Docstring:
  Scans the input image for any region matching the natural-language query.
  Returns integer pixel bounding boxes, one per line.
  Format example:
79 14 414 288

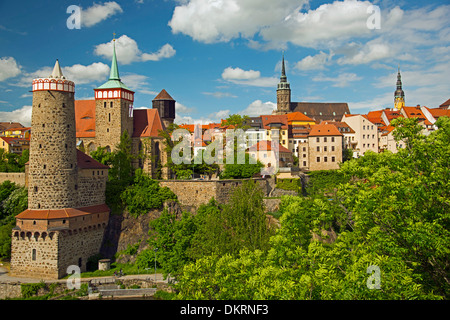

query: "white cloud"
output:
261 0 374 48
0 57 21 81
313 72 362 88
15 62 110 87
295 51 334 71
337 39 392 65
221 67 278 87
141 44 176 61
81 1 123 28
240 100 276 117
176 102 196 114
95 35 176 64
202 91 237 98
169 0 306 43
0 105 32 126
63 62 110 84
222 67 260 80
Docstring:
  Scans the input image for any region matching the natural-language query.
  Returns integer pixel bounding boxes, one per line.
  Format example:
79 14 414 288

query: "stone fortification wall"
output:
77 168 108 207
159 178 269 210
11 225 107 279
0 173 26 186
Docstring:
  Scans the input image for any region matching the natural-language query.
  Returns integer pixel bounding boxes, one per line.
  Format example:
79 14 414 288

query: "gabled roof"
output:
0 122 24 131
324 121 355 134
260 114 288 130
308 122 342 137
75 100 96 138
0 136 29 144
427 107 450 119
248 140 291 153
401 106 432 125
286 111 315 123
291 102 350 122
132 108 163 138
439 98 450 108
77 149 109 169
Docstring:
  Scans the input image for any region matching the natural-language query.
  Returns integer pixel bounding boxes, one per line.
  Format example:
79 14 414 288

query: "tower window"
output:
104 102 106 108
110 102 113 108
32 249 36 261
108 113 111 122
34 186 38 192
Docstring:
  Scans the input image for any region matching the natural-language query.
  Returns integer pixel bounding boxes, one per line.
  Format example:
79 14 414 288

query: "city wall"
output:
0 173 26 186
159 178 270 210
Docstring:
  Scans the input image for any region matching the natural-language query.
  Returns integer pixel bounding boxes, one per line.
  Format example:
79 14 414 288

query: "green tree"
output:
175 117 449 300
222 114 250 129
188 181 275 259
121 169 177 217
137 209 197 278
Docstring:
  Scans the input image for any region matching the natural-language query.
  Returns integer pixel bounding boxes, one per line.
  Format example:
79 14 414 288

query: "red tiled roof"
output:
15 204 110 220
0 136 29 144
286 112 315 123
308 123 342 137
260 114 288 130
427 107 450 118
153 89 174 101
77 149 109 169
0 122 24 130
402 106 432 125
439 98 450 108
248 140 291 153
132 108 163 137
75 100 96 138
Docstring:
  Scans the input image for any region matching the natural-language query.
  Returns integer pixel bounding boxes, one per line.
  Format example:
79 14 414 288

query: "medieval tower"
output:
394 66 405 111
10 60 110 279
275 54 291 115
94 38 135 152
152 89 176 129
27 60 79 210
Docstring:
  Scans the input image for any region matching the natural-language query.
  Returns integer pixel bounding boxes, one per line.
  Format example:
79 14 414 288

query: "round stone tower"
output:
28 60 79 209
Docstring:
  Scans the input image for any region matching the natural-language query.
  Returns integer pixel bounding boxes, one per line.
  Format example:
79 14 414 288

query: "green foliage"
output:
0 181 27 259
220 153 264 179
21 282 46 299
276 178 301 191
174 117 450 300
121 169 177 217
223 114 250 129
0 149 29 173
137 209 197 277
188 182 275 259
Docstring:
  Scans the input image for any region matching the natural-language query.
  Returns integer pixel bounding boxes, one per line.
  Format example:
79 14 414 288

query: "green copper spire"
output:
96 36 132 91
109 39 120 81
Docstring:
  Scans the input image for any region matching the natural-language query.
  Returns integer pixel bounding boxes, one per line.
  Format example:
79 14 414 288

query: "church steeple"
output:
109 38 120 81
276 52 291 114
394 65 405 111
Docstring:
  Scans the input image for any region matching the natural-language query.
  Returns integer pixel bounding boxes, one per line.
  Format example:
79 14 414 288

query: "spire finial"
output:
113 32 116 41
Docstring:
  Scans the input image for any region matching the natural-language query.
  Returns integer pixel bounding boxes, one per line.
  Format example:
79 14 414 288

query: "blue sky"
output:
0 0 449 126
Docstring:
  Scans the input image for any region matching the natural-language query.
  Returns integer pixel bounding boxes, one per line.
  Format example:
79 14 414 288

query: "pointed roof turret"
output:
277 52 290 91
50 59 65 79
280 53 287 82
109 39 120 81
394 65 405 100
